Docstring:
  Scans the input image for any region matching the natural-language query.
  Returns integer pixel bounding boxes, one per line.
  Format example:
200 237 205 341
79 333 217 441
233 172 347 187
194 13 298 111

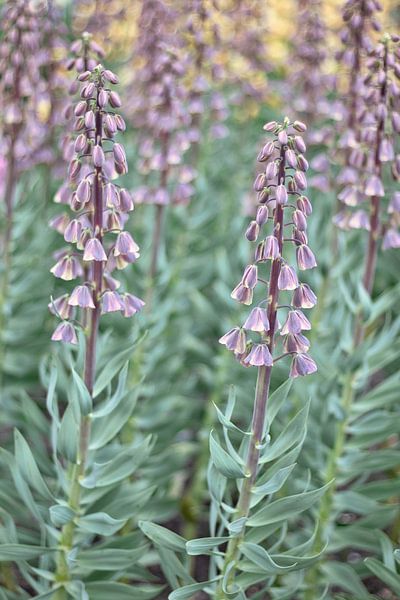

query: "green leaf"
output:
251 464 296 507
364 558 400 594
71 368 92 415
263 402 309 464
14 430 53 501
209 431 246 479
49 505 75 527
78 512 125 536
248 482 332 527
169 579 219 600
77 546 147 571
57 403 78 463
186 537 229 556
90 388 139 450
267 379 293 426
240 542 297 574
0 544 56 561
93 341 140 397
139 521 186 553
82 438 152 488
92 363 129 418
46 362 59 425
85 583 163 600
322 561 373 599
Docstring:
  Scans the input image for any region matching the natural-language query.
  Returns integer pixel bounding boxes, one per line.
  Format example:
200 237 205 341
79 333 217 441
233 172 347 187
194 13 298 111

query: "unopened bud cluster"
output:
220 119 317 378
50 63 144 344
335 34 400 249
130 0 195 207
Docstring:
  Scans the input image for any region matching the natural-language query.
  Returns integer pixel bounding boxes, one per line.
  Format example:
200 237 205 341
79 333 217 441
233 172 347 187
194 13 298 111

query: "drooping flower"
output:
50 53 144 350
222 119 317 378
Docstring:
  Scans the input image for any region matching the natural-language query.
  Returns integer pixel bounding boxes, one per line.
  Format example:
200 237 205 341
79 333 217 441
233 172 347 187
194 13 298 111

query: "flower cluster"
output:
184 0 229 143
336 0 382 187
129 0 194 207
335 34 400 251
50 63 144 344
0 0 52 173
220 119 317 378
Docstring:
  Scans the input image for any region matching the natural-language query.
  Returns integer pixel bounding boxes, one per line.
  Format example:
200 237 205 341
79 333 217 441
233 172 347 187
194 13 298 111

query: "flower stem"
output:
216 150 285 597
54 90 104 596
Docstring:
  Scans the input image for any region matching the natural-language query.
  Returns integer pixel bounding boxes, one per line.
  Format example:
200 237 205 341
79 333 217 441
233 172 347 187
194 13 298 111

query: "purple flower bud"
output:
114 232 140 256
115 114 126 131
51 322 78 345
256 205 269 226
263 121 278 131
297 195 312 215
103 69 119 84
290 353 317 378
242 264 258 289
243 344 273 367
278 264 299 290
64 219 83 243
113 142 126 165
49 214 69 235
292 283 317 308
98 89 108 108
85 110 96 130
294 171 307 190
278 130 288 145
102 290 124 313
68 159 81 181
294 136 306 153
120 188 134 212
109 91 122 108
74 133 87 153
293 121 307 132
285 149 297 168
382 228 400 249
76 179 91 204
48 295 73 320
81 82 95 99
123 293 145 317
364 174 384 196
51 255 82 281
281 310 311 335
284 333 310 354
254 241 266 262
243 307 270 332
105 183 120 209
297 155 309 172
83 238 107 261
348 210 370 230
78 70 91 81
296 244 317 270
293 210 307 230
389 192 400 214
74 101 87 116
246 220 260 241
265 162 278 179
219 327 247 354
68 285 95 309
263 235 280 259
93 145 105 167
253 173 267 192
231 283 253 305
257 141 275 162
276 184 288 205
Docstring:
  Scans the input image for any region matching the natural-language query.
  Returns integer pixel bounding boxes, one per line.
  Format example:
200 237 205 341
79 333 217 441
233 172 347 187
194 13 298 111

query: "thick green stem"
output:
304 372 355 599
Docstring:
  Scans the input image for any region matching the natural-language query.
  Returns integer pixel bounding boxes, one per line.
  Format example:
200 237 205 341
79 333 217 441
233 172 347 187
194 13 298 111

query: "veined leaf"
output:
85 583 163 600
139 521 186 553
14 430 53 501
240 542 297 574
186 537 229 556
71 368 92 415
248 482 332 527
260 401 309 464
78 512 125 536
0 544 56 561
209 431 246 479
364 558 400 595
77 546 147 570
169 579 219 600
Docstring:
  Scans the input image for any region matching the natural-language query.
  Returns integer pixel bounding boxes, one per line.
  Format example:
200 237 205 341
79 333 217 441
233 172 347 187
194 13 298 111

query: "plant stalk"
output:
54 90 104 598
216 150 285 597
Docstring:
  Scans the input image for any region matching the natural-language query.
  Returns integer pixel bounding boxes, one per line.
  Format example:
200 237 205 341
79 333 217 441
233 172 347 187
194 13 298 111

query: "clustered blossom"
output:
336 0 382 159
335 34 400 251
50 62 144 344
0 0 55 175
220 119 317 378
287 0 337 193
185 0 229 143
129 0 194 207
